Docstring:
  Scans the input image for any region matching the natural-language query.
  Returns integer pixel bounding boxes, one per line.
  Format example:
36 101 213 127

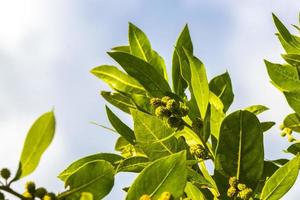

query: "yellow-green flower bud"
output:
139 194 151 200
150 98 162 107
23 191 33 199
0 168 11 179
167 116 183 128
161 96 171 104
35 187 47 198
227 186 237 198
280 131 287 137
237 183 246 191
284 128 292 135
279 124 285 130
179 103 189 116
237 188 253 200
166 99 178 113
189 144 209 159
155 106 171 117
158 191 173 200
288 135 296 143
229 176 238 187
44 193 56 200
25 181 36 194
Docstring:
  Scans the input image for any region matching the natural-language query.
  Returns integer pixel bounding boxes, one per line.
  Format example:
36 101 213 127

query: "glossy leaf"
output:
58 153 123 181
261 121 276 132
59 160 114 200
101 91 135 114
91 65 146 94
108 51 171 97
209 92 225 140
117 156 149 173
111 45 130 53
215 110 264 194
129 23 168 80
286 143 300 155
209 72 234 112
131 109 177 160
260 155 300 200
284 91 300 114
172 24 192 97
265 60 300 92
244 105 269 115
185 182 206 200
185 49 209 119
283 113 300 132
14 111 56 180
126 151 187 200
106 106 135 144
129 93 153 114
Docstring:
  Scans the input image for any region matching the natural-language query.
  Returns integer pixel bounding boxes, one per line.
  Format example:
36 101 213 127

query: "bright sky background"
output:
0 0 300 199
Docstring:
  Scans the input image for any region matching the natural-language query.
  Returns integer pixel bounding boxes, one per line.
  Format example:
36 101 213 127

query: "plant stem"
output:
0 186 29 200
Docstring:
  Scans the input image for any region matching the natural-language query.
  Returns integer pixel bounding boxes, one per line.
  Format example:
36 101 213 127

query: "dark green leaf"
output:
209 72 234 112
14 111 56 180
106 106 135 144
111 45 130 53
58 160 114 200
172 24 192 97
126 151 187 200
58 153 123 181
284 91 300 114
260 155 300 200
283 113 300 132
108 51 171 97
261 121 276 132
129 93 153 114
101 91 135 114
91 65 146 94
286 143 300 155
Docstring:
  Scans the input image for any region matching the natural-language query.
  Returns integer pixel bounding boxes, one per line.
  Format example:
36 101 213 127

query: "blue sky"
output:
0 0 300 199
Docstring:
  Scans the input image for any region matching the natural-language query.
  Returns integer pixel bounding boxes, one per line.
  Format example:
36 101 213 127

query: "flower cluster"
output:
23 181 57 200
189 144 209 160
280 124 296 142
227 177 253 200
150 96 189 129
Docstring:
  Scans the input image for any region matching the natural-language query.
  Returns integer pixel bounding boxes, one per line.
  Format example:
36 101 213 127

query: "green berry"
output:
35 187 47 198
280 131 287 137
166 99 178 112
161 96 171 104
227 186 237 198
237 183 246 191
158 191 173 200
229 176 238 187
139 194 151 200
43 193 57 200
0 168 11 179
25 181 36 194
155 106 171 117
0 192 4 200
150 98 162 107
167 116 183 128
237 188 253 200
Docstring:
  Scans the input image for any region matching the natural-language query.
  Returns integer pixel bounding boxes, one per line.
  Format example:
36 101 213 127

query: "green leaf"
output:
244 105 269 115
265 60 300 92
262 161 280 180
215 110 264 195
209 72 234 112
261 121 276 132
117 156 149 173
91 65 146 94
101 91 136 114
128 23 168 80
131 109 177 160
209 92 225 140
126 151 187 200
106 106 135 144
260 155 300 200
172 24 192 97
58 153 123 181
14 111 56 180
111 45 130 53
286 143 300 155
185 182 206 200
108 51 171 97
129 93 153 114
282 54 300 72
184 49 209 119
58 160 114 200
80 192 93 200
277 34 300 54
283 113 300 132
284 91 300 114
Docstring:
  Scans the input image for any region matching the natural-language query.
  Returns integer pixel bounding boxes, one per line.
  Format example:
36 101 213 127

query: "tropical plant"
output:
0 13 300 200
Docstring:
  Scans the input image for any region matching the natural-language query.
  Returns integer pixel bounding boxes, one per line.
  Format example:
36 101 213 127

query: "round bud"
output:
179 103 189 116
46 193 57 200
237 188 253 200
189 144 209 159
237 183 246 191
161 96 171 105
279 124 285 130
284 128 293 135
167 116 183 128
0 192 4 200
166 99 178 113
158 191 173 200
280 131 287 137
139 194 151 200
0 168 11 179
229 176 238 187
35 187 47 198
287 135 296 143
23 191 33 199
25 181 36 194
227 186 237 198
155 106 171 117
43 195 52 200
150 98 162 107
